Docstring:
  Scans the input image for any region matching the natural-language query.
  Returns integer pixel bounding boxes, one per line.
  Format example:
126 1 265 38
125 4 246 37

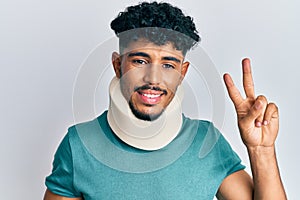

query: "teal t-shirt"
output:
45 111 245 200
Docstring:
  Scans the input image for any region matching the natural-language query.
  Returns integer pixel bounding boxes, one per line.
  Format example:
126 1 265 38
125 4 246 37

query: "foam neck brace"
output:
107 77 184 151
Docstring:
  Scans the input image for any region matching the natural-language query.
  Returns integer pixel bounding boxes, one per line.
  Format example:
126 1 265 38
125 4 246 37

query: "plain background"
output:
1 0 299 199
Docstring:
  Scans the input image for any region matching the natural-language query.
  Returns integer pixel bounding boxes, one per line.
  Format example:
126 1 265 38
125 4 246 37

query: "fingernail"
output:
263 120 268 126
256 121 262 127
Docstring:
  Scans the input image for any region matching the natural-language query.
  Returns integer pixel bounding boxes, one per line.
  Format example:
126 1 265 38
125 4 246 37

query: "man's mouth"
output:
137 90 165 105
142 93 161 98
134 85 168 105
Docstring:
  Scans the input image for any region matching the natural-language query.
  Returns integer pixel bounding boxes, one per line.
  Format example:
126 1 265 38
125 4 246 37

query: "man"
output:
44 2 286 199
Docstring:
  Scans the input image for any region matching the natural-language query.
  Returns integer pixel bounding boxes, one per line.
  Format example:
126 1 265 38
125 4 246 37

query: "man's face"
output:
112 39 189 121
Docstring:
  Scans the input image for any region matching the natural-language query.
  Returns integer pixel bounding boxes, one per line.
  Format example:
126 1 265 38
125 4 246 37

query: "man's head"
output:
110 1 200 121
111 2 200 55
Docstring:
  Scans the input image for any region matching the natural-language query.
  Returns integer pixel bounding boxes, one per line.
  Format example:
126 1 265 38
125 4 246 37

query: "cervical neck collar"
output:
107 77 184 151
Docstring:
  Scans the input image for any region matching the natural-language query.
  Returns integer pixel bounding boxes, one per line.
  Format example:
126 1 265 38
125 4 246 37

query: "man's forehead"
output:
121 38 185 58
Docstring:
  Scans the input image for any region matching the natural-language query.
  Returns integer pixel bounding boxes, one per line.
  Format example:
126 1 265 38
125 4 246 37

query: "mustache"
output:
134 85 168 95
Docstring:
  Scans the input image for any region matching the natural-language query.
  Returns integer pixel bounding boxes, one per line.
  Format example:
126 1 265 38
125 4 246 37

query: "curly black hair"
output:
110 1 200 55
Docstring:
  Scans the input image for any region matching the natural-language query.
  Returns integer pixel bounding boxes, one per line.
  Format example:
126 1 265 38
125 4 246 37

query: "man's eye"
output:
163 64 175 69
133 59 147 65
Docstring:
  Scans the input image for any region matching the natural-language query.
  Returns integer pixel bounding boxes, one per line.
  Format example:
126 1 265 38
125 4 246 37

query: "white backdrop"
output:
0 0 298 199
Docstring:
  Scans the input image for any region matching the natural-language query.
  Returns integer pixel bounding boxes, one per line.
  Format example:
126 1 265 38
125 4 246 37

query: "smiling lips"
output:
137 90 164 105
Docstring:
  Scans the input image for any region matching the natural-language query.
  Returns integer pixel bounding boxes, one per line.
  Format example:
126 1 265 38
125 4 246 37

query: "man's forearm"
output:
247 146 287 200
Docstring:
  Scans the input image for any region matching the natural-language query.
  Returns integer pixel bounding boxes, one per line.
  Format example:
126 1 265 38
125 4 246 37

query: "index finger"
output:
242 58 255 99
223 73 244 107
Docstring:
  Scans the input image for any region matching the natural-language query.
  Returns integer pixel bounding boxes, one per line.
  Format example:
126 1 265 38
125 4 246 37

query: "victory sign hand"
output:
223 58 279 148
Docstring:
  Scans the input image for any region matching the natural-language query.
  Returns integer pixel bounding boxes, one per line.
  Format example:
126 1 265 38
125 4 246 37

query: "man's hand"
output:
220 58 286 200
223 58 279 148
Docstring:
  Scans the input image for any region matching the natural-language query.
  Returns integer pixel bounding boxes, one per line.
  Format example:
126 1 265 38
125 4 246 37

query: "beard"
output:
128 100 164 121
125 84 169 121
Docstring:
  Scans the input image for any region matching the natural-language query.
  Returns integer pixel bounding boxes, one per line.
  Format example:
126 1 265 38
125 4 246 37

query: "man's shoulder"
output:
181 114 224 146
182 114 216 131
66 111 108 137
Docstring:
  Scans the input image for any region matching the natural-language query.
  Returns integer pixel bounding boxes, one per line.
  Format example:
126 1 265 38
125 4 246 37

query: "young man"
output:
44 2 286 199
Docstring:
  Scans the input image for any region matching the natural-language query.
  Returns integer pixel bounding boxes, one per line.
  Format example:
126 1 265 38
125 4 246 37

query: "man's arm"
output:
218 58 287 199
217 170 253 200
43 189 82 200
217 147 286 200
247 145 286 199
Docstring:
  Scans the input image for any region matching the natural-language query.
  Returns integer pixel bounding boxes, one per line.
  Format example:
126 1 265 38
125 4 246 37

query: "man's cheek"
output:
164 72 182 88
165 79 180 94
120 81 131 102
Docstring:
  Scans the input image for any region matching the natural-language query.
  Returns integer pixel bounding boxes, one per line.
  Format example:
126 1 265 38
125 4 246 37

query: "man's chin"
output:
129 102 163 121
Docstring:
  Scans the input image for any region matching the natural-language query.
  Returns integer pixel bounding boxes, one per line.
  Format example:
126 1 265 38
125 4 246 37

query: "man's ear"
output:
180 61 190 83
112 52 122 78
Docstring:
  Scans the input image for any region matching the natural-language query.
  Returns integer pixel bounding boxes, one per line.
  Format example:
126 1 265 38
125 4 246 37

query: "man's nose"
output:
143 64 163 85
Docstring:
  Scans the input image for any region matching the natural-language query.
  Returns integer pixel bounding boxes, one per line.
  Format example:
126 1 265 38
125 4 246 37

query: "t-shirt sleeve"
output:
45 129 81 198
214 127 245 177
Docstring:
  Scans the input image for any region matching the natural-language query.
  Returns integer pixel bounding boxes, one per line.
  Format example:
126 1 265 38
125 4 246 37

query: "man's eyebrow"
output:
162 56 181 63
127 52 150 58
127 52 182 63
